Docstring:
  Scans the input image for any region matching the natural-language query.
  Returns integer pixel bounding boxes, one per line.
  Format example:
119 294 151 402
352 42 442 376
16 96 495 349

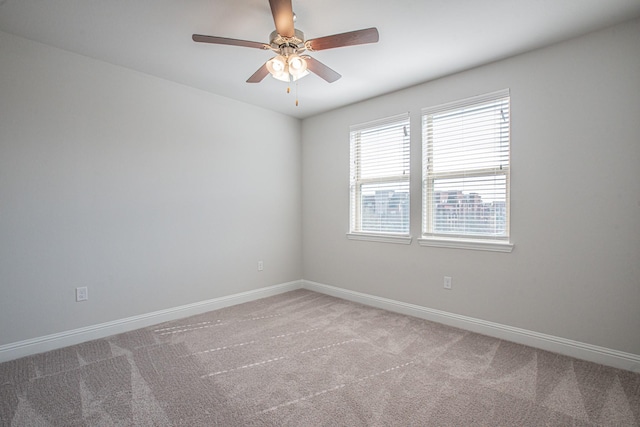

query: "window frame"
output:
347 113 412 245
419 90 513 252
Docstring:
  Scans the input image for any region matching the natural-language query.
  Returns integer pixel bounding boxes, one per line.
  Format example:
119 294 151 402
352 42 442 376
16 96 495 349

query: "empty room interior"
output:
1 0 639 425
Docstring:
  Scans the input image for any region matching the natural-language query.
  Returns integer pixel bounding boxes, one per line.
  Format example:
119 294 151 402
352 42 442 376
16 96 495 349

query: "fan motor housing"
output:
270 29 305 50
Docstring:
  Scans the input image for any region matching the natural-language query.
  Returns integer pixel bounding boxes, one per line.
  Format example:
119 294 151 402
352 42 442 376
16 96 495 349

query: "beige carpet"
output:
1 289 639 426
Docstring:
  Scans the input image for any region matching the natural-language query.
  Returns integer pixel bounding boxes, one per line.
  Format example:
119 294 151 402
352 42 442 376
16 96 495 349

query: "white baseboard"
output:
302 280 640 373
0 280 303 363
3 279 638 373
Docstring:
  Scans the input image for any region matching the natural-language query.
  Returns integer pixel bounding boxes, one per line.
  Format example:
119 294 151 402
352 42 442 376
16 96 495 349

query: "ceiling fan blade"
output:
269 0 295 38
192 34 267 50
306 27 379 51
246 63 270 83
305 57 341 83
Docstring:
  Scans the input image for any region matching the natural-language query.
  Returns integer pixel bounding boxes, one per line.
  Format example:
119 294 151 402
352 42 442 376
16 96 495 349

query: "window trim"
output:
417 236 513 252
347 232 413 245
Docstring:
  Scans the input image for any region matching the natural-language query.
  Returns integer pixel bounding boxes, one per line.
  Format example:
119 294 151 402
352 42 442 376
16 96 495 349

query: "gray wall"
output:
302 19 640 355
0 32 302 345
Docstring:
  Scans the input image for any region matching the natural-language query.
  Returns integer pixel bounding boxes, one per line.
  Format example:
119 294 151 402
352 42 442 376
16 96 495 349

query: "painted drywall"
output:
0 31 302 345
302 18 640 355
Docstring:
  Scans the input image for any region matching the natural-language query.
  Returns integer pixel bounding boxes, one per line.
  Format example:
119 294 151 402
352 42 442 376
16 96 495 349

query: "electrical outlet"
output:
258 260 264 271
76 286 88 302
443 276 452 290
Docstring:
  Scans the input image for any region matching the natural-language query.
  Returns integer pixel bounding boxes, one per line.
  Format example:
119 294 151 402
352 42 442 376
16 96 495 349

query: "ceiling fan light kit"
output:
266 54 308 82
192 0 379 89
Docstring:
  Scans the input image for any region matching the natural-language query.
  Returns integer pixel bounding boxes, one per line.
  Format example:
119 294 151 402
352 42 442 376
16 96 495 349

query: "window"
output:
421 90 513 252
349 113 411 243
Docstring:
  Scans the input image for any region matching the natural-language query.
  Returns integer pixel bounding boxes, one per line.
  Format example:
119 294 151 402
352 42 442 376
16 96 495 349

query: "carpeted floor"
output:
1 289 639 426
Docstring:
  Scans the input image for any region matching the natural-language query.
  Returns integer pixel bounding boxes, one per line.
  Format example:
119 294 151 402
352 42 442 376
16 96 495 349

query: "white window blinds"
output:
350 113 410 235
422 89 510 241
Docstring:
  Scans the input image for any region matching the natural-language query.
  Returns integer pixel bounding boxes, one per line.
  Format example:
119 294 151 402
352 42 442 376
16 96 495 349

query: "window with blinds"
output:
350 113 410 237
422 89 510 242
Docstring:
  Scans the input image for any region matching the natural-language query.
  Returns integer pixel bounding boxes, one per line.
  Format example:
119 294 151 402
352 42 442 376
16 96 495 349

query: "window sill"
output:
347 233 413 245
418 237 513 252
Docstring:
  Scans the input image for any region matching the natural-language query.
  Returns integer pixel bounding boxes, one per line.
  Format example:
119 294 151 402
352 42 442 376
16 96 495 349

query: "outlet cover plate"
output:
76 286 88 301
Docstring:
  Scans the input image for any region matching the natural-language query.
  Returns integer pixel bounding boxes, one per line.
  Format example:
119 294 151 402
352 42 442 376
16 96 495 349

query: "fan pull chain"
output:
283 75 298 106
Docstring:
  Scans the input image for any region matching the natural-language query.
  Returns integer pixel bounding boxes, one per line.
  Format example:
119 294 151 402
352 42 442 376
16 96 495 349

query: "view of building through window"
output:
360 186 409 234
431 187 507 236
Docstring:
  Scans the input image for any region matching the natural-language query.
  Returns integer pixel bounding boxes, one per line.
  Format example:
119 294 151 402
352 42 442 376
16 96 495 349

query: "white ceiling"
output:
1 0 639 119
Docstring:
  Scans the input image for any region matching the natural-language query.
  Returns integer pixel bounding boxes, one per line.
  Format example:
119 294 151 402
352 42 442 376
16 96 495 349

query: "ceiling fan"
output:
192 0 379 84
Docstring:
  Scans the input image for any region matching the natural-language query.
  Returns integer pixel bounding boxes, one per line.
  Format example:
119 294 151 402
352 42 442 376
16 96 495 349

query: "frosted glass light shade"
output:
266 55 287 75
287 54 308 77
